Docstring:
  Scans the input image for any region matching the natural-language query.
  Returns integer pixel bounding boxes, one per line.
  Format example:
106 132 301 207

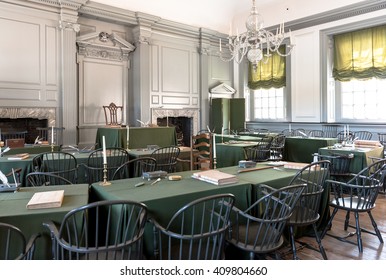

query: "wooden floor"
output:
277 192 386 260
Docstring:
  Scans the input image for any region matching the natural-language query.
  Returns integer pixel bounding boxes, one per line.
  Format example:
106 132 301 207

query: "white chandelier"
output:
219 0 294 67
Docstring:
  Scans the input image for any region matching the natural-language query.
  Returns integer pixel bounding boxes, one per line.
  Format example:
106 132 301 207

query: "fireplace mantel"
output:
151 108 199 135
0 107 56 126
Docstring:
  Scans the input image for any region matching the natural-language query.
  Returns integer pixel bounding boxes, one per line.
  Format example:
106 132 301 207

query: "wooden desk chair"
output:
353 130 372 140
31 151 78 184
150 193 235 260
103 102 123 126
308 130 324 138
43 200 148 260
0 222 41 260
150 146 180 173
36 127 65 145
287 160 331 260
190 132 213 170
225 184 305 260
83 147 129 184
321 158 386 252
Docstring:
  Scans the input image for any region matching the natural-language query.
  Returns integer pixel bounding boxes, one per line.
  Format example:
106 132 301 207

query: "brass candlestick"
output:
213 157 217 169
51 143 55 152
100 163 111 186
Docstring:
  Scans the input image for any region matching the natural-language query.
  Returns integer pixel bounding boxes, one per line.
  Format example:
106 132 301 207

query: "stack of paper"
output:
7 153 29 160
26 190 65 209
192 170 238 185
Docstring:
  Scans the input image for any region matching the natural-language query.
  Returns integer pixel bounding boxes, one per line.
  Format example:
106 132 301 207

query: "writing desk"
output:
95 126 177 149
283 136 338 163
0 184 89 259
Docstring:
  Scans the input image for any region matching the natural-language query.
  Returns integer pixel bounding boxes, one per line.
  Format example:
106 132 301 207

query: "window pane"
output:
339 78 386 121
250 88 285 120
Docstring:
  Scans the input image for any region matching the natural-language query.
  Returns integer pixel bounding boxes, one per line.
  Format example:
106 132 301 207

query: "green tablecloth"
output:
96 127 177 149
318 146 384 173
3 145 60 155
283 137 338 163
90 169 252 257
215 142 258 168
0 184 89 259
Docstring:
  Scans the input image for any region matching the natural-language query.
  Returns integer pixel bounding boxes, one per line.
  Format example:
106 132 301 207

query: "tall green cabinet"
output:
210 98 245 133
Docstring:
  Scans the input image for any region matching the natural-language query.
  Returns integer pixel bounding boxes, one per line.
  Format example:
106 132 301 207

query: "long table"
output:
95 127 177 149
283 136 338 163
89 165 321 258
0 184 89 259
318 145 384 173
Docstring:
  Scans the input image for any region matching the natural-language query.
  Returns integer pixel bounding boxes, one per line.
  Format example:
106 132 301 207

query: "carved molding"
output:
151 108 199 135
0 107 56 126
76 32 135 61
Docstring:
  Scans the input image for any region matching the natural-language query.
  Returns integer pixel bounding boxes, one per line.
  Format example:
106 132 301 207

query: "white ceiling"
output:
90 0 366 33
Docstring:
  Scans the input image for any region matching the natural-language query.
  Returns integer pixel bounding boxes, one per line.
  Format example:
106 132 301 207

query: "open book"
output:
192 169 238 185
26 190 65 209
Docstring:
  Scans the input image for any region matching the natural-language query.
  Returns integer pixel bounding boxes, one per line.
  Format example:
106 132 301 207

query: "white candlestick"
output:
126 126 129 143
51 126 54 145
213 133 217 159
102 135 107 165
289 124 292 132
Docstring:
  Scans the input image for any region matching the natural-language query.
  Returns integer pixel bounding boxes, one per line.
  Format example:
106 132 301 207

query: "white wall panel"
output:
80 59 125 126
0 18 40 84
161 47 190 93
291 29 321 122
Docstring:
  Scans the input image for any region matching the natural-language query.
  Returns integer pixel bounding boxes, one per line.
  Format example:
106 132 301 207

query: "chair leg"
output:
288 225 299 260
321 208 338 239
354 212 363 253
344 210 350 231
368 211 384 243
312 224 328 260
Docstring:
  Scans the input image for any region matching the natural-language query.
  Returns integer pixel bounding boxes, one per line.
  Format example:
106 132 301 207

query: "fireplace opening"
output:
0 118 48 144
157 117 192 147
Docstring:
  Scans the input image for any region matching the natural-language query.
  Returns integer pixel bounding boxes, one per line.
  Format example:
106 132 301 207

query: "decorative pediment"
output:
210 83 236 95
76 32 135 61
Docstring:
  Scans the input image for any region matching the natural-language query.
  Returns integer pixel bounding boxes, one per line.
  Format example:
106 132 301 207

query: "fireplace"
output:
0 107 56 144
152 108 199 147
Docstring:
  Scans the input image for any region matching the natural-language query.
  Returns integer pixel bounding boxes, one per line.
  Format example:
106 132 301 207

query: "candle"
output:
126 126 129 143
344 125 346 138
102 136 107 165
347 125 350 137
51 126 54 145
213 133 217 159
289 123 292 132
219 38 222 52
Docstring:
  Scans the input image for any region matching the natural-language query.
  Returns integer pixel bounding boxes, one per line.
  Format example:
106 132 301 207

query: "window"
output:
332 24 386 123
336 78 386 121
250 87 285 120
247 45 288 121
